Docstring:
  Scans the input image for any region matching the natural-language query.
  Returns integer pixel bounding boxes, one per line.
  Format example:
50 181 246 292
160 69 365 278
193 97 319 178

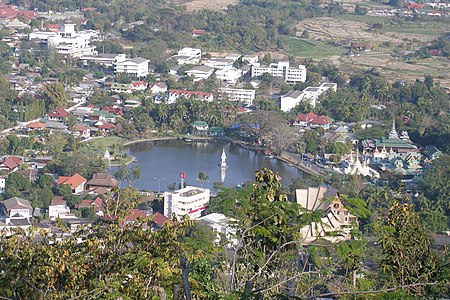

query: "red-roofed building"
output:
310 115 331 129
57 173 87 194
0 3 37 21
72 125 90 139
77 197 104 215
81 7 97 12
151 212 170 228
103 209 149 226
130 81 148 91
98 122 116 134
51 196 66 205
48 108 69 122
47 24 60 32
26 121 46 131
406 1 425 9
103 106 123 116
0 156 22 172
192 29 207 37
294 112 317 127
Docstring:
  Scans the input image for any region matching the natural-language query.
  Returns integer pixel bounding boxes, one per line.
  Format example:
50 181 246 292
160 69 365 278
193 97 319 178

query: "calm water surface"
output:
125 139 305 192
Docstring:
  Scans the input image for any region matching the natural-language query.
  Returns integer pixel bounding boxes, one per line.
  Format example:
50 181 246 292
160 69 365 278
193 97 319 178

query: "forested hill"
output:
8 0 346 52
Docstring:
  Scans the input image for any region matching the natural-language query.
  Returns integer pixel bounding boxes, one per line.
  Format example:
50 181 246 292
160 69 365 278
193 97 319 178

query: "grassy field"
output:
80 136 128 153
283 37 346 58
335 14 391 23
79 136 134 166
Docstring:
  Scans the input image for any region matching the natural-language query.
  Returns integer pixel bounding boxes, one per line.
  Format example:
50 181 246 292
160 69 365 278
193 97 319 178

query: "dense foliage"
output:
1 171 448 299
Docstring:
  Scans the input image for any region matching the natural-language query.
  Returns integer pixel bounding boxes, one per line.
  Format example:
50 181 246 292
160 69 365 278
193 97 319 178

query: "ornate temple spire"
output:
400 130 412 143
389 119 400 139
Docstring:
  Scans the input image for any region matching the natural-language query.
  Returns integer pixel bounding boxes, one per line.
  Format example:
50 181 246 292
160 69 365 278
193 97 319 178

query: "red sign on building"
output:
179 172 185 179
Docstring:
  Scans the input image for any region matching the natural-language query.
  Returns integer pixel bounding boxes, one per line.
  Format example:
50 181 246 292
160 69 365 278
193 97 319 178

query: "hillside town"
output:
0 0 448 298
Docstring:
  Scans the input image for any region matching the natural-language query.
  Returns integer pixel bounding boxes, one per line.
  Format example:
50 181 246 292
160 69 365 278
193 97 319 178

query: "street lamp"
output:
154 177 165 193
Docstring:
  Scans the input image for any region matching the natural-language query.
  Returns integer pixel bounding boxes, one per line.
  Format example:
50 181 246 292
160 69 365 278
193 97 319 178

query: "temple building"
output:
344 148 380 178
372 120 417 153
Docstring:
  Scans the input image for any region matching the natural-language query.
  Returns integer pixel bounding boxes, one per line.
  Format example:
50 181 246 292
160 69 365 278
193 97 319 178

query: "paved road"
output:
280 152 322 176
1 99 86 135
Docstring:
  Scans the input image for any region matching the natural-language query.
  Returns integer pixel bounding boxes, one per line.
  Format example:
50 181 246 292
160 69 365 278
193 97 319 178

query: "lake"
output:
124 139 305 192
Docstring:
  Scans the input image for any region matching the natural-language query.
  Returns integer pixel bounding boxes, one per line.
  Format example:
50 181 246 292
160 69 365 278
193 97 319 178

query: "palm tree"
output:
157 102 169 127
196 171 209 188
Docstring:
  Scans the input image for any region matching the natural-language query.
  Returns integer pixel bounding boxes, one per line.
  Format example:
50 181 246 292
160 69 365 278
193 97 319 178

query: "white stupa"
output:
104 149 111 160
344 148 380 178
389 120 400 140
220 148 227 168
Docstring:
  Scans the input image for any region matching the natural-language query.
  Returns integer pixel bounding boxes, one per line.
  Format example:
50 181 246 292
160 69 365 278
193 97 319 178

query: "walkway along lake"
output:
124 139 307 192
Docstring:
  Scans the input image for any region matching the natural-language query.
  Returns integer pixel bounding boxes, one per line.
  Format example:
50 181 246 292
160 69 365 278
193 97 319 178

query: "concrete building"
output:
186 65 215 82
215 67 242 85
178 47 202 59
80 53 126 66
170 47 202 64
167 90 213 104
242 54 259 65
280 82 337 111
164 186 210 219
198 213 237 245
48 197 74 220
251 61 306 84
30 23 98 58
219 88 255 106
1 197 32 220
204 58 235 69
115 57 149 77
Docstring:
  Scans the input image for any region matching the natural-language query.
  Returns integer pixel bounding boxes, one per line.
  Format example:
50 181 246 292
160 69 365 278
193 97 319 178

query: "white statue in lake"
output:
220 148 227 168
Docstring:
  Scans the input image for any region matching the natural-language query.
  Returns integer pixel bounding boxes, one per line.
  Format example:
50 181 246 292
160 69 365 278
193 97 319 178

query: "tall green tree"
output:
43 82 67 111
375 202 439 296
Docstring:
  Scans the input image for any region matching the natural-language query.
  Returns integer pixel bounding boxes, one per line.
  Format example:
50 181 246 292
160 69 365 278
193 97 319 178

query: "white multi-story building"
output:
251 61 306 84
169 47 202 65
280 82 337 111
215 67 243 85
164 186 210 219
115 57 149 77
242 54 259 65
203 58 235 69
80 53 126 66
219 88 255 106
186 65 215 82
30 23 99 58
178 47 202 59
49 198 73 220
198 213 237 245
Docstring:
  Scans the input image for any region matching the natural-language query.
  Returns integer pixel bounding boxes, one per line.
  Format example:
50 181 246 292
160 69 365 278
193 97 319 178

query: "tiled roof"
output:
51 196 66 205
98 123 116 130
48 108 69 118
3 197 32 211
311 115 330 125
27 121 46 129
57 173 87 190
296 112 317 122
152 212 169 226
87 173 118 187
1 156 22 170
